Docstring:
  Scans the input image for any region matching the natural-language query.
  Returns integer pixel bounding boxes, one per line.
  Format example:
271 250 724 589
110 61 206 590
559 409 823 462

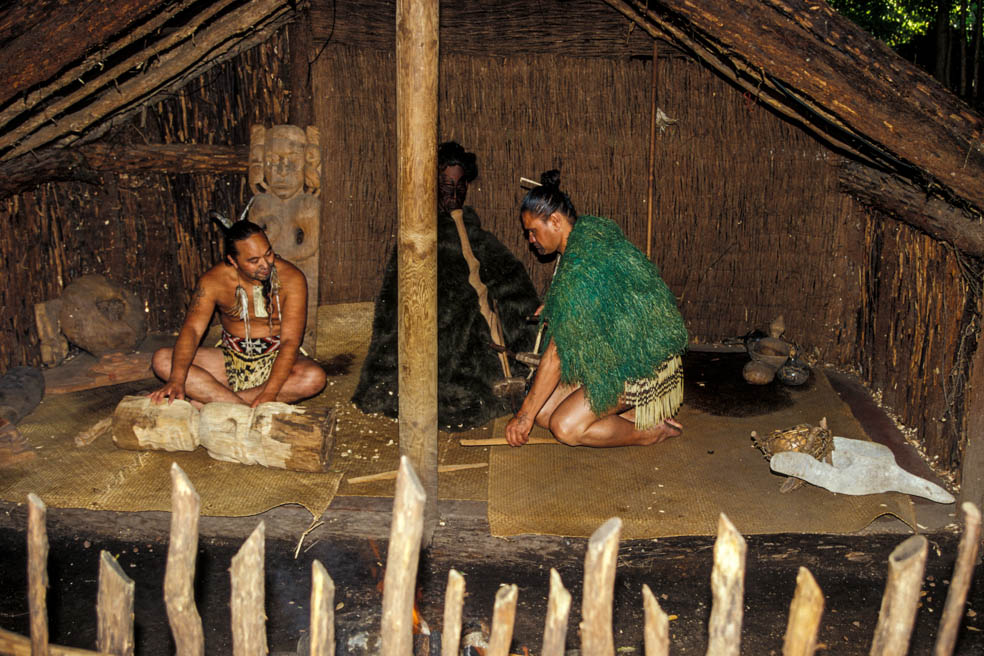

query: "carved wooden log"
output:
111 396 336 472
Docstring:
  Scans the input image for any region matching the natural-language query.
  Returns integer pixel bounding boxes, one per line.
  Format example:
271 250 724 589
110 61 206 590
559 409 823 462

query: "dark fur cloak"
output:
352 207 540 429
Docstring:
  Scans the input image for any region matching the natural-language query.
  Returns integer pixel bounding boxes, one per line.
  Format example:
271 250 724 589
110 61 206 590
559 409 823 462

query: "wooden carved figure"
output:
248 124 322 351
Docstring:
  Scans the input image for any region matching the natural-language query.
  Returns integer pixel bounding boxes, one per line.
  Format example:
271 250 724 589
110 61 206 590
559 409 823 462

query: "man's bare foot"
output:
636 418 683 445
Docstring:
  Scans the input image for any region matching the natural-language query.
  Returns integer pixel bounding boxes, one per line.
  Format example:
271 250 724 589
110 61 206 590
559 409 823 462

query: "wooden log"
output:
869 534 928 656
230 522 267 656
97 551 135 656
112 396 199 452
642 584 669 656
542 568 571 656
580 517 622 656
396 0 440 545
441 570 465 656
380 457 426 656
347 462 487 485
933 502 982 656
707 513 746 656
164 463 204 656
34 300 68 367
27 493 50 656
782 567 823 656
487 584 518 656
310 560 335 656
75 417 113 448
0 628 111 656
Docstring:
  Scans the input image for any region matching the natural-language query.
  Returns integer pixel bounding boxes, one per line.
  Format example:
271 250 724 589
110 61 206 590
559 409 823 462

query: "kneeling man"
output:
151 220 326 408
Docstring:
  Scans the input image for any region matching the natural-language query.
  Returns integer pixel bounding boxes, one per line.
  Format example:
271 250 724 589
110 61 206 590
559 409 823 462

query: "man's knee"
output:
549 414 585 446
296 361 327 395
151 347 173 379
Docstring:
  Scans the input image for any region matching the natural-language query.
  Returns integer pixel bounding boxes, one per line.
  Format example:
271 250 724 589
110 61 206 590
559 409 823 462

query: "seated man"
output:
352 141 540 429
150 220 326 408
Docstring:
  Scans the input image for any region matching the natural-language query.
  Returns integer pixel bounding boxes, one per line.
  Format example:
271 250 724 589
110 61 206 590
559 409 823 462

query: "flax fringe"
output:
624 354 684 430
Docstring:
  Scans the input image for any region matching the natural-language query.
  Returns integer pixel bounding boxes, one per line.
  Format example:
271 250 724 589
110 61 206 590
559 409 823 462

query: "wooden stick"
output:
580 517 622 655
380 457 426 656
347 462 487 485
310 560 335 656
487 584 518 656
74 416 113 447
782 567 823 656
542 568 571 656
164 463 204 656
933 502 982 656
642 584 669 656
459 436 558 447
646 39 658 260
230 522 267 656
27 493 50 656
441 570 465 656
0 628 111 655
869 534 928 656
707 513 746 656
97 551 135 656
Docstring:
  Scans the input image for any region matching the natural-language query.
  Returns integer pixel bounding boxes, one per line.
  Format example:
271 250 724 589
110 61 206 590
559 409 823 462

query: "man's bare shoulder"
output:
275 257 306 286
198 262 237 291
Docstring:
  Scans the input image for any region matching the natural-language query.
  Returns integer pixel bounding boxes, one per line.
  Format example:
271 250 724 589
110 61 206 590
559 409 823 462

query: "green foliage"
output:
827 0 935 48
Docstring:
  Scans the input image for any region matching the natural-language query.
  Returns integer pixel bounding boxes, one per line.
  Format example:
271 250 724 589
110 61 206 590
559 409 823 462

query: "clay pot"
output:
59 274 146 356
743 360 777 385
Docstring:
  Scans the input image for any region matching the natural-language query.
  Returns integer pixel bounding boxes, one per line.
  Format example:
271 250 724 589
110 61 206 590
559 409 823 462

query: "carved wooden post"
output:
783 567 823 656
395 0 439 543
933 502 982 656
581 517 622 656
310 560 335 656
230 523 267 656
441 570 465 656
380 457 426 656
707 513 746 656
542 568 571 656
488 584 518 656
164 463 204 656
97 551 135 656
27 493 50 656
869 535 928 656
642 584 669 656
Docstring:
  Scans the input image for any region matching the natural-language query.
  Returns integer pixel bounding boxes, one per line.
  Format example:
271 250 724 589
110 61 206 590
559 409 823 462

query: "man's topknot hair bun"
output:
540 169 562 190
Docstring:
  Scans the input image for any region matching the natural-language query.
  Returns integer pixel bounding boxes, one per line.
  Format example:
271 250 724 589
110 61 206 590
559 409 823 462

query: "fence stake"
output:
782 567 823 656
164 463 204 656
581 517 622 656
380 456 426 656
97 551 134 655
441 570 465 656
542 568 571 656
230 522 267 656
310 560 335 656
869 534 928 656
27 493 50 656
642 583 669 656
488 584 518 656
933 502 982 656
707 513 746 656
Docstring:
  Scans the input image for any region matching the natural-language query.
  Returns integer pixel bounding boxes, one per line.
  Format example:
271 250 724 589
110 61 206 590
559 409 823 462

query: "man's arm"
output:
250 266 307 407
505 339 561 446
149 281 216 404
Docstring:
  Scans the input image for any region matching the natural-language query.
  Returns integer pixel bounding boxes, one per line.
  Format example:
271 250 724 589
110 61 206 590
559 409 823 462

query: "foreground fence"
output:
0 457 980 655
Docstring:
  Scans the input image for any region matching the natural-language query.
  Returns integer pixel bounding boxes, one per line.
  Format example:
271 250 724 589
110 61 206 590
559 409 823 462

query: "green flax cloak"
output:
541 215 688 417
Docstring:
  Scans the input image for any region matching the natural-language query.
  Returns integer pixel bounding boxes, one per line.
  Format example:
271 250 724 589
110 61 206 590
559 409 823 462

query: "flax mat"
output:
488 359 916 539
1 380 341 520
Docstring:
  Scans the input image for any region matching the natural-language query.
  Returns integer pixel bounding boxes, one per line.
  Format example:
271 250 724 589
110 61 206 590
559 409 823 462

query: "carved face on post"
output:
264 125 307 200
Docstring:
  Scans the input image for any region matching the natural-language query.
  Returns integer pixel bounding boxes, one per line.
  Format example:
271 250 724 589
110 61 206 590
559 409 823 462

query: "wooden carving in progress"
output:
112 395 335 472
248 124 322 351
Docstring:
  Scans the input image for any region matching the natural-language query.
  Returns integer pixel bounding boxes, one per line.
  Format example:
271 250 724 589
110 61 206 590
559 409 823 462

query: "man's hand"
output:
149 381 186 405
505 412 534 447
249 386 278 408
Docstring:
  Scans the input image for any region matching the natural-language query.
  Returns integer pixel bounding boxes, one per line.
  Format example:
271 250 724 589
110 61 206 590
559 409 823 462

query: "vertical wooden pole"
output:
642 584 669 656
706 513 746 656
396 0 439 545
287 4 313 127
310 560 335 656
960 300 984 515
580 517 622 656
27 493 50 656
441 570 465 656
782 567 823 656
230 522 267 656
164 463 204 656
380 456 426 656
933 502 981 656
541 568 571 656
97 551 135 656
487 584 518 656
645 40 658 260
869 534 928 656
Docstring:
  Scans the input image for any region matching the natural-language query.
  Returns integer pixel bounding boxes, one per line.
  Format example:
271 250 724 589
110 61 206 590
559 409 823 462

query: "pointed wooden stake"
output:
310 560 335 656
642 584 669 656
27 493 50 656
580 517 622 656
97 551 134 655
707 513 746 656
488 584 518 656
782 567 823 656
230 522 267 656
542 568 571 656
933 502 981 656
164 463 204 656
441 570 465 656
869 534 928 656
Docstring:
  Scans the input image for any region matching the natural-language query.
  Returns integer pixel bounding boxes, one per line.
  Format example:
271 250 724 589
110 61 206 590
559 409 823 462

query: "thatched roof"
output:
0 0 982 254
